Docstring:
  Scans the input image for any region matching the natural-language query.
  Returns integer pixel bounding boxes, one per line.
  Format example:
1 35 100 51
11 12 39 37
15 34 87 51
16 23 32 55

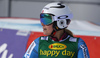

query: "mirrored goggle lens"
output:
40 13 52 25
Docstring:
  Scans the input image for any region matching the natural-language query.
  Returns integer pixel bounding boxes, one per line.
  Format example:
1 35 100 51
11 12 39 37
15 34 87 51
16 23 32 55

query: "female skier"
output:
24 2 90 58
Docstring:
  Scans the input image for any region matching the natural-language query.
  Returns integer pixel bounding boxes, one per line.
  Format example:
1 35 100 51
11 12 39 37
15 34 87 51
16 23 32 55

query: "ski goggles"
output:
40 13 53 25
40 13 71 25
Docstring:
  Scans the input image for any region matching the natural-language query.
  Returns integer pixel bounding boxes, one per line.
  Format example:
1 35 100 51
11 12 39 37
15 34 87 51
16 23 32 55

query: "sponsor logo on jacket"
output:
40 43 75 57
49 43 67 50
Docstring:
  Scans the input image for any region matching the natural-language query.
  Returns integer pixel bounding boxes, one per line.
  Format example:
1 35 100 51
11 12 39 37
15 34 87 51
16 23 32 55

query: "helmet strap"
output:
49 29 56 36
49 21 61 36
53 21 62 31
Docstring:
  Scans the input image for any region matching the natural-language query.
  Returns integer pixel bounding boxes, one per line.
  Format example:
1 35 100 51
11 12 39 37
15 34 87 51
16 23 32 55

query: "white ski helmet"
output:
40 2 73 31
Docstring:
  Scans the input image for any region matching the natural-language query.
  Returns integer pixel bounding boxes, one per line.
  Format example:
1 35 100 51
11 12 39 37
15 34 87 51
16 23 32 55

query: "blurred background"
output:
0 0 100 58
0 0 100 25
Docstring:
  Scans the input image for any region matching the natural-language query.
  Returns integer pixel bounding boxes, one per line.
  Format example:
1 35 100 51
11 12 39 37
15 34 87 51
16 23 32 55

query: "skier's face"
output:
41 23 53 35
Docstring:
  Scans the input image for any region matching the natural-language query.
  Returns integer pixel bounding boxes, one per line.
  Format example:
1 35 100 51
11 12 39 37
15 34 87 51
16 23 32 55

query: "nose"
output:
41 23 45 26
